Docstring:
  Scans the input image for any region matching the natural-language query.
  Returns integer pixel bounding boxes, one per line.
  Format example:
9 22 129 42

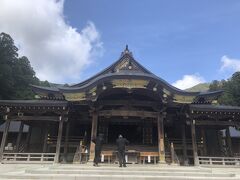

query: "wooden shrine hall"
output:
1 46 240 166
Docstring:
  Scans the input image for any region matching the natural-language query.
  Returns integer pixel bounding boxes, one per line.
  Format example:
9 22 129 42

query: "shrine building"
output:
1 46 240 166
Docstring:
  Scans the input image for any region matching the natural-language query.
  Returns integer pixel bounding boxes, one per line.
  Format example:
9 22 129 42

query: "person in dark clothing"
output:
116 134 129 167
92 133 104 166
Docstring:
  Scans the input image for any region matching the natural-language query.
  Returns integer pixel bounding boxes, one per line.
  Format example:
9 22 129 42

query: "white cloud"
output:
220 55 240 72
0 0 103 83
172 74 205 90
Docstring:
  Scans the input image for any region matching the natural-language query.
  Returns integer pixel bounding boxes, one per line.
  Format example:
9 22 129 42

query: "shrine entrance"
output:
108 123 143 144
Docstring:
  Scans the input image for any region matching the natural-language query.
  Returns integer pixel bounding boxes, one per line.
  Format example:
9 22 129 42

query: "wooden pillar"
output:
157 113 165 163
25 126 32 152
42 124 49 153
226 127 232 156
200 127 207 156
89 111 98 161
16 121 24 152
181 123 188 165
0 118 11 162
54 116 64 163
217 130 224 156
63 121 70 162
191 119 199 166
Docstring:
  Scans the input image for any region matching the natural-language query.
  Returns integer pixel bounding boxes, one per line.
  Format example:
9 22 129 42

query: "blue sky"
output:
63 0 240 88
1 0 240 89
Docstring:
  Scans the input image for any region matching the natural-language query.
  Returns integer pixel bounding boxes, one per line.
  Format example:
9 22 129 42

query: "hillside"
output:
185 83 210 92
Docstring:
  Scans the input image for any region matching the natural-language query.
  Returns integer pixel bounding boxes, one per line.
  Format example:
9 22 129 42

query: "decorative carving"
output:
173 94 195 103
63 92 86 101
112 79 149 89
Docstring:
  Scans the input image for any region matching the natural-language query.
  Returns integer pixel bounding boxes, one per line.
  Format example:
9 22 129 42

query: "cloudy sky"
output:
1 0 240 89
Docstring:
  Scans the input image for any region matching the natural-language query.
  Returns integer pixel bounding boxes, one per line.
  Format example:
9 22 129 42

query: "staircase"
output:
0 164 239 179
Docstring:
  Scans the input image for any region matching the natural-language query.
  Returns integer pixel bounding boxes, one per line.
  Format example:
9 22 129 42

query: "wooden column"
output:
25 126 32 151
157 113 165 163
0 118 11 162
200 127 207 156
191 119 199 166
54 116 64 163
181 123 188 165
89 111 98 161
16 121 24 152
42 124 49 153
63 121 70 162
226 127 232 156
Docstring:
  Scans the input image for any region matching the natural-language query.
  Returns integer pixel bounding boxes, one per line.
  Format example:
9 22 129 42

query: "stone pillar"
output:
191 119 199 166
89 111 98 161
54 115 64 163
0 116 11 162
157 113 165 163
226 127 232 156
16 121 24 152
181 123 188 165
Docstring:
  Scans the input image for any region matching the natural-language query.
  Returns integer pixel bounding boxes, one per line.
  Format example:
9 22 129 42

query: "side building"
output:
1 47 240 166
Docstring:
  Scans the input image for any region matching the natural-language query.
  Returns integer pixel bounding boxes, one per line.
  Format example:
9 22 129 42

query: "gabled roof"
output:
31 46 224 103
71 45 152 87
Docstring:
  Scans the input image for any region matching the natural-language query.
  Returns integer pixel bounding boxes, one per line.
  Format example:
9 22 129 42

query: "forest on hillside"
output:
0 32 240 106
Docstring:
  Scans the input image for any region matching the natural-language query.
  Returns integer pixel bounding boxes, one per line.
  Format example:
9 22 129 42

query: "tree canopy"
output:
209 72 240 106
0 32 50 100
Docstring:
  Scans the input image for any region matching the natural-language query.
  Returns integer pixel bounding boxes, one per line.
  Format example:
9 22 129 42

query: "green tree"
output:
0 32 49 100
209 72 240 106
0 32 18 99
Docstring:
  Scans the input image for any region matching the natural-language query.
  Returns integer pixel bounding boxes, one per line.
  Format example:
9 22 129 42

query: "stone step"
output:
25 169 235 177
0 173 238 180
0 165 238 180
48 165 212 173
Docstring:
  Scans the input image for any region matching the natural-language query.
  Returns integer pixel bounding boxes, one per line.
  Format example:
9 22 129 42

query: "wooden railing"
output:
1 153 55 164
47 136 84 144
198 156 240 166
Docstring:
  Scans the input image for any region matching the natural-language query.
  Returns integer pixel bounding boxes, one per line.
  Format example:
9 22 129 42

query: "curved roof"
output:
31 46 223 102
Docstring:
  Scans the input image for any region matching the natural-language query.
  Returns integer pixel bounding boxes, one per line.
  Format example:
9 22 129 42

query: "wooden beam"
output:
191 119 199 166
54 116 64 163
8 116 67 122
98 100 160 107
195 120 238 126
157 113 165 163
99 110 158 118
0 119 10 162
89 111 98 162
16 121 24 152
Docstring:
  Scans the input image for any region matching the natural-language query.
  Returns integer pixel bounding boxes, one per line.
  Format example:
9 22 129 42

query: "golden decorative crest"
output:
112 79 148 89
173 94 195 103
63 92 86 101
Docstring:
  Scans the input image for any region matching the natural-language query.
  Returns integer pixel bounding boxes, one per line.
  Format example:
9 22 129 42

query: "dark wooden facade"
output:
1 46 240 165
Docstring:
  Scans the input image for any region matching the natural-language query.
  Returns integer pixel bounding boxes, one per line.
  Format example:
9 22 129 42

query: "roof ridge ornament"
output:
121 44 133 57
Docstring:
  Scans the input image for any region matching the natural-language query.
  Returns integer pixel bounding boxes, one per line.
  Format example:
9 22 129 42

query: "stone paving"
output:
0 164 240 180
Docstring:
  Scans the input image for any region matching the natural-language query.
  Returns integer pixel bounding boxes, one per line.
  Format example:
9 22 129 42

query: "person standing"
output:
92 133 104 166
116 134 129 167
